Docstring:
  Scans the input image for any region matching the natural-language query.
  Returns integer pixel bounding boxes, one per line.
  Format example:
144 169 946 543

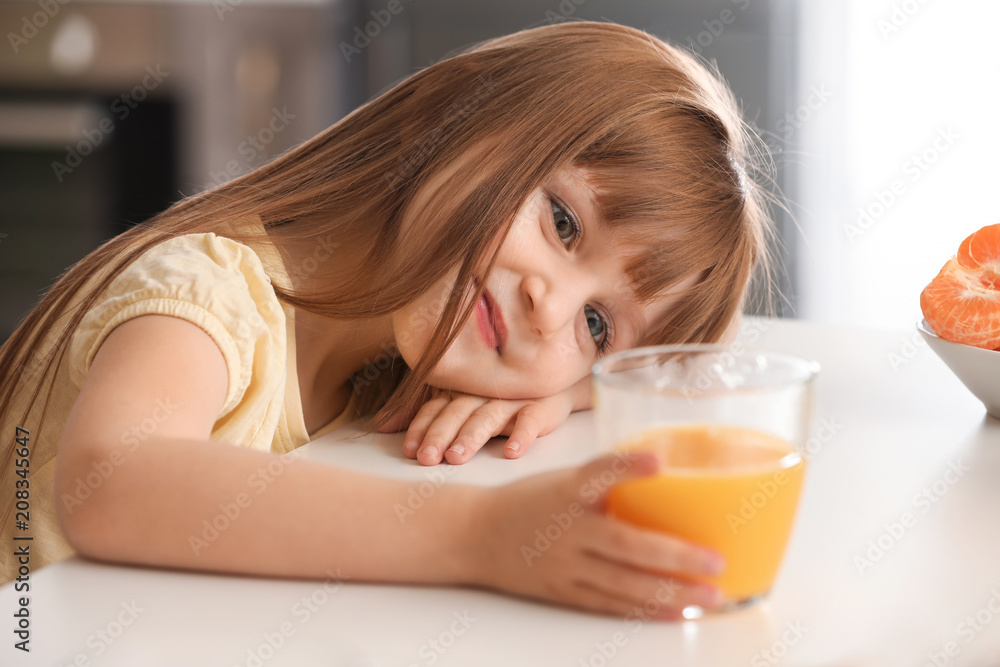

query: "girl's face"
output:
392 164 698 399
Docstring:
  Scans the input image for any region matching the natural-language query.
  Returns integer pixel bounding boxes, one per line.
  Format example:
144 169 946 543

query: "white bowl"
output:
917 319 1000 419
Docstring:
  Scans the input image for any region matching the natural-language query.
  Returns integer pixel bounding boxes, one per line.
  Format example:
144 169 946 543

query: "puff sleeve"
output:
67 232 286 419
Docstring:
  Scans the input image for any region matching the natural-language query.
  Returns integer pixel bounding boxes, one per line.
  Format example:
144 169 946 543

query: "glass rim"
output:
591 343 821 394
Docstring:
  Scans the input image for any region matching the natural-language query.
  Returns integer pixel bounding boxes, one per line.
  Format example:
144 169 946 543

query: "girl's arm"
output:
58 433 483 584
55 314 481 583
55 314 724 617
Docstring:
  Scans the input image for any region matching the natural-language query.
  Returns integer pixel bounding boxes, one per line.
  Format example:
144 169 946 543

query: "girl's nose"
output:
522 273 586 340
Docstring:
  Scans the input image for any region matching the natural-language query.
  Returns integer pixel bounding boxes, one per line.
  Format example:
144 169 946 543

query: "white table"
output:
4 317 1000 667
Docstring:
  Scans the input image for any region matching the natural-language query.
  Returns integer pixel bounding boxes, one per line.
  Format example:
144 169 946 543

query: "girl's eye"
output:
585 304 613 355
550 198 580 246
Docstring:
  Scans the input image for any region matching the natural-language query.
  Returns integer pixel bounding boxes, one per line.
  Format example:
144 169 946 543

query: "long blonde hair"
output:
0 20 778 446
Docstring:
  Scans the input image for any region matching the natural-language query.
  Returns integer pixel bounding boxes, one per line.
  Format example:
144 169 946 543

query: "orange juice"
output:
606 423 806 602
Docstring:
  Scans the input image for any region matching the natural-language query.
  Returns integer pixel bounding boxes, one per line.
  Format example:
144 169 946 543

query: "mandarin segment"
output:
957 223 1000 272
921 225 1000 350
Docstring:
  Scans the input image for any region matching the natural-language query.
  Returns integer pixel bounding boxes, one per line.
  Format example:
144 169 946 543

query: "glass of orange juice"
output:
591 344 819 617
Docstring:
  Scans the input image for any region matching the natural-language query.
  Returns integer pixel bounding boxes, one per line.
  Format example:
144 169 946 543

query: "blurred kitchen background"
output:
1 0 998 341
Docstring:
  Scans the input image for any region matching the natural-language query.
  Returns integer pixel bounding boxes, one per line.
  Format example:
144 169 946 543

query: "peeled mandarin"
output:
920 224 1000 350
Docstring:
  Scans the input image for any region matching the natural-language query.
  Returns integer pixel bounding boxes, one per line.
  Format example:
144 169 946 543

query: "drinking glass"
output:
591 344 819 616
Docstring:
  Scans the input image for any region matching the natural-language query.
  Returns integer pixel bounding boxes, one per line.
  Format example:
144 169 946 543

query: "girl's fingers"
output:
503 405 546 459
444 402 518 464
415 396 489 465
401 397 451 459
381 385 448 434
575 554 722 613
584 516 726 579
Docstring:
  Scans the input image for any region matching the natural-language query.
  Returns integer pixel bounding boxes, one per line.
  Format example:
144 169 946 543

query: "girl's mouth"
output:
474 278 506 354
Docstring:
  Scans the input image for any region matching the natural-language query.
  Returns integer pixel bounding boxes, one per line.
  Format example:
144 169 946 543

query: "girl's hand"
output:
377 376 592 466
468 450 727 619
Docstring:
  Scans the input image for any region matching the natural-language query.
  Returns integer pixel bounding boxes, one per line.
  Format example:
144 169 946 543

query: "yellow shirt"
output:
1 215 359 586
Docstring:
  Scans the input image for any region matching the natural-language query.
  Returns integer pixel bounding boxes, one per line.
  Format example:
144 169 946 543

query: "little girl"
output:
0 20 774 619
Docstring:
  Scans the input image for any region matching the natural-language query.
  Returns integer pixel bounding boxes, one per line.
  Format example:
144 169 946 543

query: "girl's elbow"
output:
53 442 121 560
